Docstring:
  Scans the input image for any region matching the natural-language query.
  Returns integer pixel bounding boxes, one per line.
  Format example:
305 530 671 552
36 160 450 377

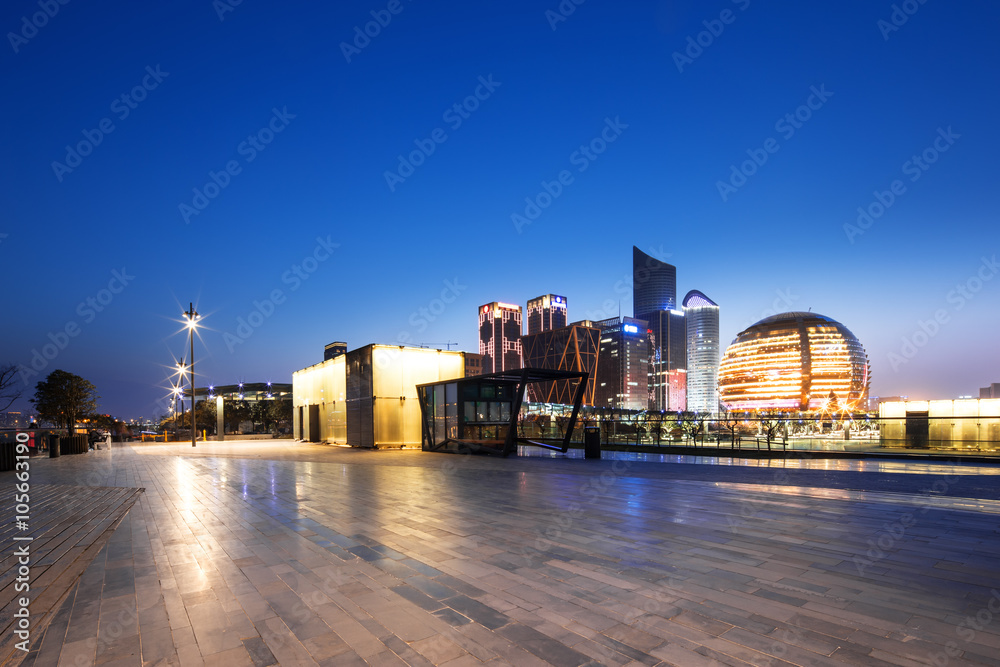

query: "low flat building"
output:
879 398 1000 450
293 344 467 448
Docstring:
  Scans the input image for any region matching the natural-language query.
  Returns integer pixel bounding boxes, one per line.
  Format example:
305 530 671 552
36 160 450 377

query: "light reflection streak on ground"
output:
690 480 1000 514
517 446 1000 476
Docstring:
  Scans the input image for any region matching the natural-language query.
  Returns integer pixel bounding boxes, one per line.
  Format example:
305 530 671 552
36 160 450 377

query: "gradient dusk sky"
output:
3 0 998 419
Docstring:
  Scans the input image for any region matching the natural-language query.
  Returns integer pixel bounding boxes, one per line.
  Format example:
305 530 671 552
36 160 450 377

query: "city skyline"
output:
3 1 998 418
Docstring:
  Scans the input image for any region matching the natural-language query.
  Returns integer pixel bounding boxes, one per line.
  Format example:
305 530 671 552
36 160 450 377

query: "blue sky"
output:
3 0 998 418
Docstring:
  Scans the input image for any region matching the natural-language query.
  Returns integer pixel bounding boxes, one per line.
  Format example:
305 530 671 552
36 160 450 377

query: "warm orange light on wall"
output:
719 312 869 411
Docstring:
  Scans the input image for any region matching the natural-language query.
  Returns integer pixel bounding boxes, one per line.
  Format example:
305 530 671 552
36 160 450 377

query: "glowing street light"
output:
183 303 200 447
171 383 182 428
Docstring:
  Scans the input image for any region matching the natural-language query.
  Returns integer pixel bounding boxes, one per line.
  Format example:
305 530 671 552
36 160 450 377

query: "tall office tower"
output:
464 353 486 377
526 295 567 335
684 290 721 413
633 246 677 315
645 310 687 412
478 302 523 373
633 246 682 411
522 322 601 405
593 316 650 411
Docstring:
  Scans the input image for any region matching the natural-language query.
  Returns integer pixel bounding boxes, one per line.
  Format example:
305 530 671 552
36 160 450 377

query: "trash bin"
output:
0 440 13 471
49 434 61 458
584 426 601 459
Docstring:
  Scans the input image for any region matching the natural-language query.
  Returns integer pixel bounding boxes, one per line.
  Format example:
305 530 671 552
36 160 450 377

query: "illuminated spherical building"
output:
718 312 869 411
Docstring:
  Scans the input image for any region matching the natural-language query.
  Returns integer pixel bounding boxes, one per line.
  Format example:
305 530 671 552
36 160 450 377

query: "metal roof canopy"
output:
416 367 589 457
192 383 292 398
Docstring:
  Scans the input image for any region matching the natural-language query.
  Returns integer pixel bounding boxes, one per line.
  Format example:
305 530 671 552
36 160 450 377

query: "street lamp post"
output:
184 303 200 447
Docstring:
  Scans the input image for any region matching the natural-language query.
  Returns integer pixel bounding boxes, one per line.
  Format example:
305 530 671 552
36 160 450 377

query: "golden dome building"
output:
718 312 870 411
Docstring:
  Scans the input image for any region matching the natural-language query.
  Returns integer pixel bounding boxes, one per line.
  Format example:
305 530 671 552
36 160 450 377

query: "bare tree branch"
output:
0 364 23 412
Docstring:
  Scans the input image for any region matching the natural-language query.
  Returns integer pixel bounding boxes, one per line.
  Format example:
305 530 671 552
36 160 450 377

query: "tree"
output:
89 413 130 439
225 399 251 434
31 370 99 434
0 364 23 412
648 412 666 446
250 400 270 433
720 414 741 448
268 399 292 433
757 410 787 451
679 412 706 447
198 399 217 435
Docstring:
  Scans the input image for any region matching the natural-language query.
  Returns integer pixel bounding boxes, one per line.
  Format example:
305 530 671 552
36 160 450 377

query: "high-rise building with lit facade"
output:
644 310 687 412
464 353 486 377
594 316 650 411
526 294 567 335
633 247 681 412
1 411 24 428
324 341 347 361
718 312 870 411
522 322 600 405
683 290 720 414
479 302 522 373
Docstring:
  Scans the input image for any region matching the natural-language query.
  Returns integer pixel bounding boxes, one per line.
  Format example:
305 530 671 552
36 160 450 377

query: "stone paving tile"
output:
13 441 1000 666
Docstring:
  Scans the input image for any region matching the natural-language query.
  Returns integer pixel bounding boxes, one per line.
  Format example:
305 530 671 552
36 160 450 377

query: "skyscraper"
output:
633 246 677 315
526 294 567 335
683 290 720 414
633 247 681 412
594 316 650 411
645 310 687 412
478 302 522 373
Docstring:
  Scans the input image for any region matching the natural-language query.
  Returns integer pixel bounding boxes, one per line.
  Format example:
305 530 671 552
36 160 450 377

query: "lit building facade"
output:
632 247 681 412
880 398 1000 449
324 341 347 361
521 322 600 405
683 290 720 414
644 310 687 412
526 294 567 335
479 302 522 373
718 312 870 411
1 411 25 428
293 344 466 447
464 352 485 377
594 316 650 411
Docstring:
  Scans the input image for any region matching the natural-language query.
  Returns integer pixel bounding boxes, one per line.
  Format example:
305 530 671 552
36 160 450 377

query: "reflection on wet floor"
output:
25 441 1000 666
694 480 1000 514
516 445 1000 475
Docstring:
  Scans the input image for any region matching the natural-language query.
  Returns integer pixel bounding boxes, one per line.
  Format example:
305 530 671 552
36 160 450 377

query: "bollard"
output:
49 434 61 458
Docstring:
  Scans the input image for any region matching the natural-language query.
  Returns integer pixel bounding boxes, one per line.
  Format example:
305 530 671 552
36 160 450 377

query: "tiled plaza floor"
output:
10 441 1000 666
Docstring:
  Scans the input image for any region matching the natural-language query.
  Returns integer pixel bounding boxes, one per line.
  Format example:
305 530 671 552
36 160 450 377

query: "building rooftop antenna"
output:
416 341 458 350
